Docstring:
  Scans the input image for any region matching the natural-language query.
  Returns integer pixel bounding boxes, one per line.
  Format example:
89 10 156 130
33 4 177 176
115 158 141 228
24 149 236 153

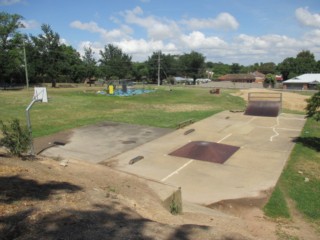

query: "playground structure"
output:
98 80 154 96
245 92 282 117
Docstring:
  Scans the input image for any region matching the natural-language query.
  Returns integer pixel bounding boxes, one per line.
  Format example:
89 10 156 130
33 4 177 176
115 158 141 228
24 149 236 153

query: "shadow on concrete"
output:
0 175 82 204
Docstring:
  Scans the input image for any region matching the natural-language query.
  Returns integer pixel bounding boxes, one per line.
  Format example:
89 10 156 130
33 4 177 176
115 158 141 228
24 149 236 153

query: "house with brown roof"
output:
218 74 256 83
251 71 266 83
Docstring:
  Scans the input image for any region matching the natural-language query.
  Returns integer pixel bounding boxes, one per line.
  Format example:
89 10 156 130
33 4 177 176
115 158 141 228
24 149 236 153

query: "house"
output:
275 75 283 81
173 76 194 84
283 74 320 90
251 71 265 83
218 74 256 83
196 78 211 84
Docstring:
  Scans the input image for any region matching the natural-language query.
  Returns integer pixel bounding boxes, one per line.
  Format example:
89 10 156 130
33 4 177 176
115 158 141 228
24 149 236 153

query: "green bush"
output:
0 119 31 156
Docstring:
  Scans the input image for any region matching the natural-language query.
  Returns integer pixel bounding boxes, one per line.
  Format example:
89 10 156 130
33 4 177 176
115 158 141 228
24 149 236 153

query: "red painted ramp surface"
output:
245 101 280 117
169 141 240 164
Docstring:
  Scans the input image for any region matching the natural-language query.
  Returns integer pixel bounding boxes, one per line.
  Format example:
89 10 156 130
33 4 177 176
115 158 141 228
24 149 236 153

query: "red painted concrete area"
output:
169 141 240 164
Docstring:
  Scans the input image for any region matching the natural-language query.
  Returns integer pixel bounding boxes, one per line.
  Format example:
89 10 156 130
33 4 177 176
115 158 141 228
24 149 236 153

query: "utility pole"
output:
23 40 29 90
157 51 160 86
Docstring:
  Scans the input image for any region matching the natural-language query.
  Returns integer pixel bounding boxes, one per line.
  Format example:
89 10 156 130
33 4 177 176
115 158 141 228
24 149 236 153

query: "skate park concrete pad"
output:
40 111 306 206
102 111 306 205
40 122 172 163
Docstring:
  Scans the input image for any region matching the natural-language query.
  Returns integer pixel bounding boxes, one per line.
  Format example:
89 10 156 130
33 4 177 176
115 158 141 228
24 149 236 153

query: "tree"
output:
277 50 318 80
31 24 63 86
82 46 97 80
211 62 231 78
258 62 276 74
295 50 317 75
0 12 24 86
306 87 320 121
179 51 205 84
264 73 276 87
132 62 148 82
59 44 83 83
99 44 132 79
277 57 296 80
230 63 242 74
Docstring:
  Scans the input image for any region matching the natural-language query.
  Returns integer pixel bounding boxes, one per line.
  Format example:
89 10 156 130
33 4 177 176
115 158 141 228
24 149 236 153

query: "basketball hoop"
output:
26 87 48 155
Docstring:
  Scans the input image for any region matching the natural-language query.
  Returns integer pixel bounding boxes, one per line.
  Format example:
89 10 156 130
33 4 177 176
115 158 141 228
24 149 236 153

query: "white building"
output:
283 74 320 90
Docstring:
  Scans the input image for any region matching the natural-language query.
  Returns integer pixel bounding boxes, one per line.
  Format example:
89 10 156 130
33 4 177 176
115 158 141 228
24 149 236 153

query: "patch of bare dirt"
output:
234 89 309 112
1 148 319 239
0 154 244 239
153 104 213 112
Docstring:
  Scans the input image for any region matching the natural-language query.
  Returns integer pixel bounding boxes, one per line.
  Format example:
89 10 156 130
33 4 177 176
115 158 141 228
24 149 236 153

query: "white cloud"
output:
77 41 104 59
295 7 320 28
115 39 177 58
122 6 181 40
0 0 21 6
70 21 107 34
20 20 39 29
60 38 69 45
227 33 318 64
180 31 227 49
70 20 131 41
182 13 239 31
70 6 320 64
236 34 270 49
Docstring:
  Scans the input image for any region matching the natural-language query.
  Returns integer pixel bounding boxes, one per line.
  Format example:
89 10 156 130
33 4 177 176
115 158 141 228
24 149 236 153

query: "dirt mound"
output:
0 155 255 239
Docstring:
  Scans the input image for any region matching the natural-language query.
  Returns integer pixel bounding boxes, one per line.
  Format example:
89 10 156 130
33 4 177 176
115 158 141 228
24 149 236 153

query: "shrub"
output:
0 119 31 156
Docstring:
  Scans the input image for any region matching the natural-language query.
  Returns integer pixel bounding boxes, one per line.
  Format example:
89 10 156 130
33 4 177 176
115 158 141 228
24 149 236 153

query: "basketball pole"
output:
26 99 41 155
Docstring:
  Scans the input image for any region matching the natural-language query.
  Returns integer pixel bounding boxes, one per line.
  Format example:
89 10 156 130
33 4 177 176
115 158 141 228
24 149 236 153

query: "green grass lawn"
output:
0 86 246 137
264 117 320 230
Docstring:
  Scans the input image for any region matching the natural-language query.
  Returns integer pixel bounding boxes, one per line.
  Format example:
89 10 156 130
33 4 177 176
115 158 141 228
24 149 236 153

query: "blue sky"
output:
2 0 320 64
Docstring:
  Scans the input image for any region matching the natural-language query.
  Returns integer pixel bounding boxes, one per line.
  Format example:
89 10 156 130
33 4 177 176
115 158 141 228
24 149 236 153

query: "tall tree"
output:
99 44 132 79
0 12 24 86
295 50 317 75
146 52 179 84
258 62 276 74
230 63 242 74
82 46 97 80
211 62 231 78
31 24 62 86
59 44 83 83
179 51 205 84
277 50 318 80
132 62 148 82
277 57 296 80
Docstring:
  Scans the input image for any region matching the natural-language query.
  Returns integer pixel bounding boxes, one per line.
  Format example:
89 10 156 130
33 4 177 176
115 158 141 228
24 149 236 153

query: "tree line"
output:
1 12 319 87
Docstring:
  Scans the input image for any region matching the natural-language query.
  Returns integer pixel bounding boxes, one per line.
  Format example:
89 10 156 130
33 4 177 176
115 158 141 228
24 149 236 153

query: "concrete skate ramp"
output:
245 101 281 117
245 92 282 117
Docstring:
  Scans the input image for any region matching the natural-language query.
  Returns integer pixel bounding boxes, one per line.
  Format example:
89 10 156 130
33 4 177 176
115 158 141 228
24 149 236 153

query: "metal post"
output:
26 99 41 155
23 40 29 90
157 51 160 86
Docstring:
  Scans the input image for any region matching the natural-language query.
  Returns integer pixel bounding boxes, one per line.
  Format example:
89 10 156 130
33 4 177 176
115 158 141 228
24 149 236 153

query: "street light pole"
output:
157 51 160 86
23 40 29 90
